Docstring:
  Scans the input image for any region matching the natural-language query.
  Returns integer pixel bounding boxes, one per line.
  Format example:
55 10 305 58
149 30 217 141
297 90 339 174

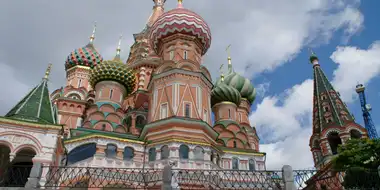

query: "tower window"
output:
183 50 188 59
323 106 329 112
326 117 333 123
169 50 174 60
160 103 168 119
232 158 239 170
228 109 231 119
184 103 191 117
233 140 237 148
109 89 113 99
78 79 82 88
102 124 106 131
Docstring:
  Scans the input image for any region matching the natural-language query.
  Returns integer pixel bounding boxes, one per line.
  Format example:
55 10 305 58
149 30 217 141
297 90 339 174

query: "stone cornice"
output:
64 134 145 144
0 117 63 130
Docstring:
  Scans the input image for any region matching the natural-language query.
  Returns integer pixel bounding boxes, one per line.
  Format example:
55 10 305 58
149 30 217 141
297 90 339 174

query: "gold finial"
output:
116 34 122 56
89 21 97 43
226 44 232 65
219 64 224 82
43 63 52 80
177 0 183 8
178 0 183 4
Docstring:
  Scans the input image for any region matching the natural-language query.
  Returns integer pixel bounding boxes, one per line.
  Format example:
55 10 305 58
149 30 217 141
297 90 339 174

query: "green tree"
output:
332 138 380 189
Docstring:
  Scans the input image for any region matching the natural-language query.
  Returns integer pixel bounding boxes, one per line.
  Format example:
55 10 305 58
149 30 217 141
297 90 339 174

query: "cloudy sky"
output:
1 0 380 170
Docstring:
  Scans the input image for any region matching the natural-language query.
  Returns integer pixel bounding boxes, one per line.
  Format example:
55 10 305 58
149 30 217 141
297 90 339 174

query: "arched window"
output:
109 89 113 99
327 132 342 155
183 50 188 59
193 146 204 160
228 109 231 119
249 159 255 171
179 145 189 159
148 148 156 161
136 115 146 125
350 130 362 139
105 144 117 158
78 79 82 88
232 158 239 170
160 145 169 160
123 147 134 161
233 141 237 148
184 103 191 117
169 51 174 60
67 143 96 164
101 124 106 131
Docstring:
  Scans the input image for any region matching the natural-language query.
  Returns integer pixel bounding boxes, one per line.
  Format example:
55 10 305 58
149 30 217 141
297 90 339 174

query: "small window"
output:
203 110 208 122
160 145 169 160
232 158 239 170
105 144 117 158
148 148 156 161
169 51 174 60
249 159 255 171
160 103 168 119
321 95 326 100
78 79 82 88
228 109 231 119
323 106 329 112
179 145 189 159
101 124 106 131
185 103 191 117
109 89 113 99
123 147 134 161
183 50 188 59
326 118 333 123
233 141 237 148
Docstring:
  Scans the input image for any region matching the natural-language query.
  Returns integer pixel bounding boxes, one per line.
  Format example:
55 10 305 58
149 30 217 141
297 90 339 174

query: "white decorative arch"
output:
0 131 43 154
65 90 85 100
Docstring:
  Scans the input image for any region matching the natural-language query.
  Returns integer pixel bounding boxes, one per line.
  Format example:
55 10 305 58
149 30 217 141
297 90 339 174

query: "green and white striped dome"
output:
211 81 241 106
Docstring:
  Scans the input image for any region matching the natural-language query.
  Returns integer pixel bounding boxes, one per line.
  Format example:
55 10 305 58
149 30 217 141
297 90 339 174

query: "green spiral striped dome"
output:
211 82 241 106
90 59 136 95
216 65 256 104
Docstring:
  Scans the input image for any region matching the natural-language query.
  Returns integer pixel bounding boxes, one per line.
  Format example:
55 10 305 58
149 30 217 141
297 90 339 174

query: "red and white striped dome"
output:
149 2 212 56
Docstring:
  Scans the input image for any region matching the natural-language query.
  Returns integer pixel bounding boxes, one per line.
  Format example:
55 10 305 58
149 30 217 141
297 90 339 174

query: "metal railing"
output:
0 165 379 189
44 166 163 189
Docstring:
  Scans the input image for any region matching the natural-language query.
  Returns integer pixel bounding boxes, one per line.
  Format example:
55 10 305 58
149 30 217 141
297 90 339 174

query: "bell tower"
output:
308 52 368 169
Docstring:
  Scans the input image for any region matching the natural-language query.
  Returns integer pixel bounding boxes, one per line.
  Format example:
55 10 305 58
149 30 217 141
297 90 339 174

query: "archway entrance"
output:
6 148 36 187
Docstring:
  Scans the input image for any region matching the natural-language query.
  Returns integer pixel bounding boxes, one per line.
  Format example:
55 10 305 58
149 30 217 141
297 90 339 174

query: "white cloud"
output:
197 0 363 80
255 82 271 98
331 41 380 102
250 79 314 169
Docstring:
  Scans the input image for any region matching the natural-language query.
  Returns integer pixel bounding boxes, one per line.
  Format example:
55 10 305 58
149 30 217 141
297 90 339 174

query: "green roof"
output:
5 79 56 124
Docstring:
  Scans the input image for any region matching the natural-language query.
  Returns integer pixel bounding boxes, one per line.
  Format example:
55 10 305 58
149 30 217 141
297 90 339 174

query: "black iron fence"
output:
0 165 379 189
293 168 380 190
171 169 283 189
44 166 163 189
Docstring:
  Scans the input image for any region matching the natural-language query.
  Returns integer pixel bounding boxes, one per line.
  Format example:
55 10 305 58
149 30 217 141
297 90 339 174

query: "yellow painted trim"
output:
66 65 91 72
0 117 62 130
64 134 144 144
224 150 265 156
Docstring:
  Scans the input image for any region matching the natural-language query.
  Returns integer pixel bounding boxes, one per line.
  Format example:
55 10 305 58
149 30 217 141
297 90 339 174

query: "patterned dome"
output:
89 59 136 95
149 2 212 55
211 81 241 106
65 43 103 70
216 65 256 104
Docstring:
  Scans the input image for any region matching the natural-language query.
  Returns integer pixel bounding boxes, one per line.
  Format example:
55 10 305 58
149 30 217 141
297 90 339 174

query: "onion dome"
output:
149 0 212 55
65 23 103 70
89 36 136 95
211 77 242 106
217 56 256 104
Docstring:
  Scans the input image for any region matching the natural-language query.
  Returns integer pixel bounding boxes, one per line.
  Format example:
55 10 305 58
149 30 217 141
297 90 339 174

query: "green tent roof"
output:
5 79 56 124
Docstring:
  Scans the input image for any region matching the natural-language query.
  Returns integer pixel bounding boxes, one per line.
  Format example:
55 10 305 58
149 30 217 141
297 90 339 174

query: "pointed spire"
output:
5 63 56 124
309 48 319 65
219 64 224 82
89 21 97 44
226 44 232 71
146 0 166 27
177 0 184 8
43 63 52 80
114 34 123 61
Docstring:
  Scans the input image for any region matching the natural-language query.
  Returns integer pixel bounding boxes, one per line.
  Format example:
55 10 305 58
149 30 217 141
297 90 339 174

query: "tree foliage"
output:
332 138 380 189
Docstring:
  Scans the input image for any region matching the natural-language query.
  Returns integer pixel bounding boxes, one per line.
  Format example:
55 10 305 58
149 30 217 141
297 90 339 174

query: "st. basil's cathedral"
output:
0 0 374 189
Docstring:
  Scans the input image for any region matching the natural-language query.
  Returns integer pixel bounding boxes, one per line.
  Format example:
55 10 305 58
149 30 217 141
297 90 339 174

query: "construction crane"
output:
355 84 378 139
